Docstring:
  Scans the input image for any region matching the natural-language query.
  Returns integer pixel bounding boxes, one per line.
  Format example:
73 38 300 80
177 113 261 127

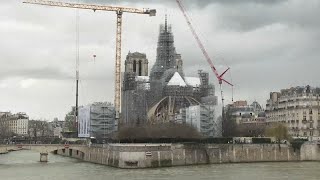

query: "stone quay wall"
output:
300 141 320 161
0 145 20 154
54 142 320 168
0 145 9 154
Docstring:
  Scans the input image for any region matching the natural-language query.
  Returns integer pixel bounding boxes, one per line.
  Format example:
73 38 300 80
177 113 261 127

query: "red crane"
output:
176 0 232 87
176 0 233 105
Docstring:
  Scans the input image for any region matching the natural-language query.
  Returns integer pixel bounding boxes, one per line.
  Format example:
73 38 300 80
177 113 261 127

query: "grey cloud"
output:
80 0 286 8
212 0 320 32
0 67 73 80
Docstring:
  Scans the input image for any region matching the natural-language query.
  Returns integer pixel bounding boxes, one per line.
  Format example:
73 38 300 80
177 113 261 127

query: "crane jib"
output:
23 0 156 15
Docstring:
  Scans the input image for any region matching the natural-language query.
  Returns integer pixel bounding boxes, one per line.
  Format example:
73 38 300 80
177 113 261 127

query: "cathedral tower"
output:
125 52 148 76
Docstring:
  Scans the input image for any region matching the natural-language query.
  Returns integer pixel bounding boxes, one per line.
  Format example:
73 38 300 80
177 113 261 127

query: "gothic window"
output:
133 60 136 73
139 60 142 76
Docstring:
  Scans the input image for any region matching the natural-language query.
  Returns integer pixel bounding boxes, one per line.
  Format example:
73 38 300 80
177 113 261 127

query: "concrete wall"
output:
54 142 317 169
300 141 320 161
0 145 20 154
0 146 8 154
2 143 319 168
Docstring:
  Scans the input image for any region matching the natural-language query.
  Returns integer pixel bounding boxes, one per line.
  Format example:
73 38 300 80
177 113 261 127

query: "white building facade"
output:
0 112 29 136
17 118 28 135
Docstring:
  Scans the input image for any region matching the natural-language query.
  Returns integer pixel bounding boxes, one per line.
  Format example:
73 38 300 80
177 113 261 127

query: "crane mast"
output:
23 0 156 128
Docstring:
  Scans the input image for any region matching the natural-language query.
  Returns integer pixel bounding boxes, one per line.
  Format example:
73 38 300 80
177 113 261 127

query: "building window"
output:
309 109 313 114
303 116 306 120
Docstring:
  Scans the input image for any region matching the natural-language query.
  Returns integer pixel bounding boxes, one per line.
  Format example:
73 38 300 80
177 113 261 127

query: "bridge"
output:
0 144 88 162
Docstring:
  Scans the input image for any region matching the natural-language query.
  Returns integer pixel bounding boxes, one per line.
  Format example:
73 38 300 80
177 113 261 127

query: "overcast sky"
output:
0 0 319 120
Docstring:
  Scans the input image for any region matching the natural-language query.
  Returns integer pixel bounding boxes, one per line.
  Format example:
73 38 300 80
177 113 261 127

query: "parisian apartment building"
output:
266 85 320 138
0 112 29 135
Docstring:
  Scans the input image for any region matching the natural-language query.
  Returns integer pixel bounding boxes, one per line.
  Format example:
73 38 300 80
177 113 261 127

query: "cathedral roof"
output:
167 72 187 87
185 77 201 87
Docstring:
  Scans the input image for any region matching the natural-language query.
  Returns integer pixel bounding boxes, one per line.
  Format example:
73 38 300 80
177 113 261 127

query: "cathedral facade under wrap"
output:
121 17 221 137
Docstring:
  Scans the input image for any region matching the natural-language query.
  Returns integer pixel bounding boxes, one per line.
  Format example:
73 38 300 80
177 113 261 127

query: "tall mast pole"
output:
75 8 80 132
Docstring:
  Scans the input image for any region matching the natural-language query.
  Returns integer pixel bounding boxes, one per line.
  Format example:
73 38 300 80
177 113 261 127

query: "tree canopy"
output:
265 123 290 142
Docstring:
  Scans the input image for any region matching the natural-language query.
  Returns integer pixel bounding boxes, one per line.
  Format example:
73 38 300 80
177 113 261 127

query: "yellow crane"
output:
23 0 156 124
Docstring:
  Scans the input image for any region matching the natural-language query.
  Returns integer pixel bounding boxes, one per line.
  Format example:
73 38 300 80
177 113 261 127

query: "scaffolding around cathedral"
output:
121 17 221 137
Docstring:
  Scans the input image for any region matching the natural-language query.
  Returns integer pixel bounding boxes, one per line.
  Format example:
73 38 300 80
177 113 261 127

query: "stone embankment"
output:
0 146 8 154
55 141 320 168
300 141 320 161
0 145 20 154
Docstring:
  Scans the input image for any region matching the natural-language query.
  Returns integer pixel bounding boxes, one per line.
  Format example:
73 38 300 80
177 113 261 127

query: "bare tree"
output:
0 120 12 143
265 123 291 143
64 107 77 132
28 120 51 143
116 123 202 140
237 123 266 137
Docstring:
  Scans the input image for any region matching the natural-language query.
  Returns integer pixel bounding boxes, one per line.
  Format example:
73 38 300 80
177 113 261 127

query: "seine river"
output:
0 150 320 180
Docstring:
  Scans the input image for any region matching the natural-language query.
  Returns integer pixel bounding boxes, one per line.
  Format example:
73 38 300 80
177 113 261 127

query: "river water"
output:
0 150 319 180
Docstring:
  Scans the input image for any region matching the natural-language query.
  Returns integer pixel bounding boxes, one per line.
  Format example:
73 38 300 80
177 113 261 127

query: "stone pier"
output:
40 153 48 162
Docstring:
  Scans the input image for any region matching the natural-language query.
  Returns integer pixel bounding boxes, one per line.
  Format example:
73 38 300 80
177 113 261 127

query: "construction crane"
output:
23 0 156 125
176 0 233 107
